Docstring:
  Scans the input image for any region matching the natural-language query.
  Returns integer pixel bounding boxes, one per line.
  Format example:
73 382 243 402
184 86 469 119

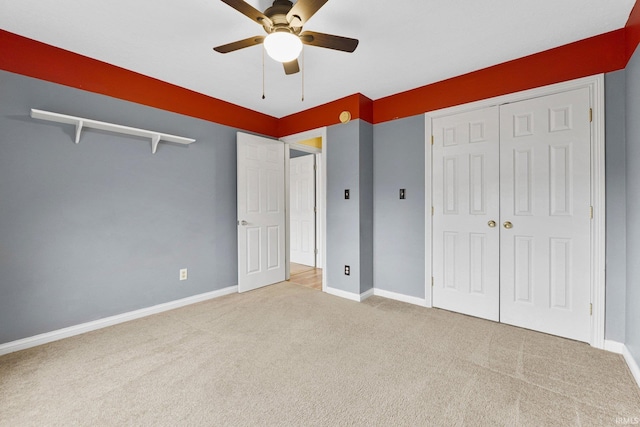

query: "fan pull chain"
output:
301 46 305 102
262 46 266 100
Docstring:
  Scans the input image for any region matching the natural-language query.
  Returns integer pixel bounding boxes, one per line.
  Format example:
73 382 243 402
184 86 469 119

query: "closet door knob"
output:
488 220 496 228
503 221 513 229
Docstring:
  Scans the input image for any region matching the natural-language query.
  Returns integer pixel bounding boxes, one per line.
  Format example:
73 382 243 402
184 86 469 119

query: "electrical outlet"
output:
344 265 350 276
179 268 188 281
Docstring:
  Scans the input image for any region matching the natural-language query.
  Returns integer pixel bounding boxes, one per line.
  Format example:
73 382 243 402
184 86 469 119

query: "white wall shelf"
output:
30 109 195 154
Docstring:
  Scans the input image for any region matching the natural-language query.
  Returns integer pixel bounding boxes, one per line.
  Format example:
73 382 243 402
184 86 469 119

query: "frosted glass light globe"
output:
264 32 303 63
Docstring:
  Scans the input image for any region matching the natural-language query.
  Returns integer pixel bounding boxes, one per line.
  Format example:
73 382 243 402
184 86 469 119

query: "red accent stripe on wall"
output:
2 3 638 137
0 30 279 137
627 1 640 60
373 29 627 124
277 93 373 137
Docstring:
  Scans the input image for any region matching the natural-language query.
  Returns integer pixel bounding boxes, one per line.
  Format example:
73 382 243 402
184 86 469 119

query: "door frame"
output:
424 74 606 348
280 127 327 292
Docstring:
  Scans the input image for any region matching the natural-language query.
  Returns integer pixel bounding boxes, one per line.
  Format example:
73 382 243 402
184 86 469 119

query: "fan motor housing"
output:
263 0 298 33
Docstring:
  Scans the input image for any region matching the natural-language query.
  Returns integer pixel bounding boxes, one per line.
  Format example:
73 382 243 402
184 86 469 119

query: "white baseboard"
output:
325 286 373 302
0 285 238 356
604 340 640 389
373 288 428 307
324 286 361 302
604 340 625 354
360 288 374 301
325 286 428 306
622 345 640 389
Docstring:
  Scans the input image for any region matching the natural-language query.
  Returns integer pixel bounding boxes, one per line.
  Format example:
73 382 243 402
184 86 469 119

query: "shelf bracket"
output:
151 134 161 154
75 120 83 144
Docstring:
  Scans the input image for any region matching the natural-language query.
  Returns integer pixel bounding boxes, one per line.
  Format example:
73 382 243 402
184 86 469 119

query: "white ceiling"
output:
0 0 635 118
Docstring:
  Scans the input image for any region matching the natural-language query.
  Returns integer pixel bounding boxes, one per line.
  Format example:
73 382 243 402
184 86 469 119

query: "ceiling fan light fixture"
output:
264 32 303 63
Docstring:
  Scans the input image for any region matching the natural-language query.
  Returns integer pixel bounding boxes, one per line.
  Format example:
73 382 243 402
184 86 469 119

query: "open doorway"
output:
289 149 322 290
282 129 326 292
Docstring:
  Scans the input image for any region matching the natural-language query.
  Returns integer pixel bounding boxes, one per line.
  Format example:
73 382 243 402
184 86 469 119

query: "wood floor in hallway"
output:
289 262 322 291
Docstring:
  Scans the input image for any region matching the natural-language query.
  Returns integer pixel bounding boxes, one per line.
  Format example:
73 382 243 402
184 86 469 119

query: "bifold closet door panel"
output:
432 106 500 321
499 87 592 343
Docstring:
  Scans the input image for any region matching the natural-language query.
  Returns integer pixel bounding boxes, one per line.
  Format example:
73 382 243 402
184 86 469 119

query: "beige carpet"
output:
1 282 639 426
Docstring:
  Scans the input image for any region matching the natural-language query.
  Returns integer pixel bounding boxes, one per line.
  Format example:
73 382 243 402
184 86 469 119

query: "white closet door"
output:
290 155 316 267
432 106 501 321
499 87 592 342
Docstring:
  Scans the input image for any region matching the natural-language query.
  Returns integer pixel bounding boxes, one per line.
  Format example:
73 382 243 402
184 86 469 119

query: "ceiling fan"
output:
213 0 359 75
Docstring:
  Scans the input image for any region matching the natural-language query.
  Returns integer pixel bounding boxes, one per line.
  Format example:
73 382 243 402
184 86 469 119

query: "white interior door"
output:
290 155 316 267
432 106 501 321
237 132 285 293
499 87 592 342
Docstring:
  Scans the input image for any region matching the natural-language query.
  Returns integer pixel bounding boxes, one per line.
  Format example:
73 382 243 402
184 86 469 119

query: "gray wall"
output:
326 120 361 295
359 121 374 294
373 115 426 298
326 119 374 295
626 46 640 367
0 70 238 344
605 70 627 343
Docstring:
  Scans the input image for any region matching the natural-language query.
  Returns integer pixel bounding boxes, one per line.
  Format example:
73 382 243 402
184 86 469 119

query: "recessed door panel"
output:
267 226 280 270
443 231 458 290
513 149 533 216
549 145 573 216
550 238 571 309
513 236 534 303
247 168 260 213
443 156 459 214
246 227 261 274
469 233 486 294
469 154 486 215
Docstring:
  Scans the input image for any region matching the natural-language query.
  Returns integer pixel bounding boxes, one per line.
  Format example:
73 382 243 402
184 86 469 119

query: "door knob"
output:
488 220 496 228
503 221 513 229
238 220 248 226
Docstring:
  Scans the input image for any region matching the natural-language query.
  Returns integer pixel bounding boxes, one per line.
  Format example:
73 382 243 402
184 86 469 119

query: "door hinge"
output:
431 277 434 287
314 206 317 213
590 206 594 219
590 303 593 316
314 248 318 255
431 135 434 145
432 206 434 216
589 108 593 123
313 164 317 171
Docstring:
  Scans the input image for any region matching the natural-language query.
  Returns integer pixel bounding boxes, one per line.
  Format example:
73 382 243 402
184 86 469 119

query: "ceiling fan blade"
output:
299 31 359 53
286 0 328 26
220 0 272 26
283 60 300 75
213 36 265 53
